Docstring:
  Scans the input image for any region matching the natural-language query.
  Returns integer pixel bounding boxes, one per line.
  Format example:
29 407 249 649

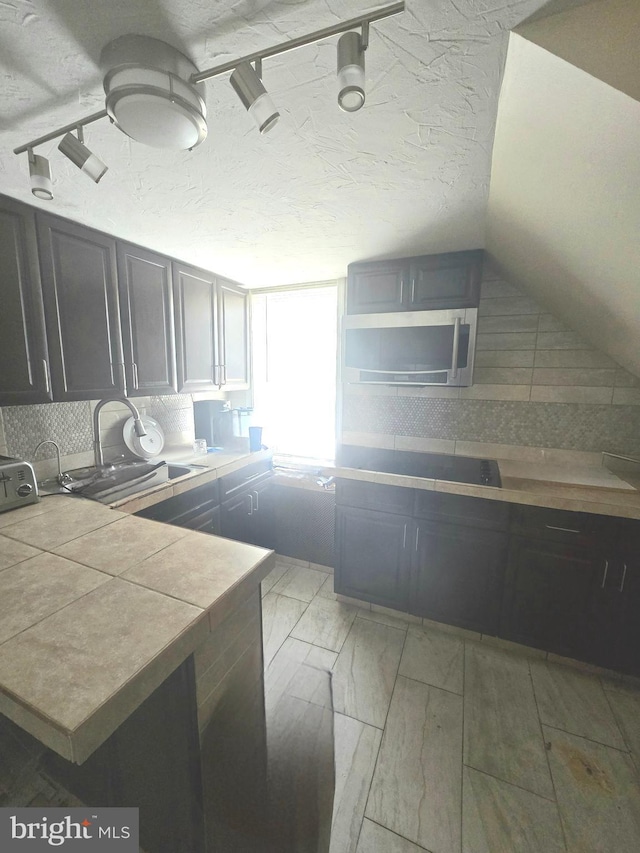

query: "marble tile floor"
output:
262 557 640 853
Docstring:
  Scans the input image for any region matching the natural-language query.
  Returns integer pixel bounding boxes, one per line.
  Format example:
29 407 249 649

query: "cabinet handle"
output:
450 316 461 380
114 362 126 391
220 364 227 385
247 493 253 516
410 277 416 303
402 523 407 548
399 277 404 304
132 361 139 389
601 559 609 589
546 525 581 534
212 365 218 386
253 489 259 511
415 527 419 551
42 359 50 394
619 562 628 593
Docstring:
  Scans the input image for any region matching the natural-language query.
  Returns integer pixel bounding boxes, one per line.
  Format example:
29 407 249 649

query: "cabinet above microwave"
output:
346 250 482 315
342 308 477 387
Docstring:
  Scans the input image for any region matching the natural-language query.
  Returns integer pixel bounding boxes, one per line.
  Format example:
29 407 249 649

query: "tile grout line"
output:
541 722 633 756
460 638 467 851
527 657 570 851
361 816 434 852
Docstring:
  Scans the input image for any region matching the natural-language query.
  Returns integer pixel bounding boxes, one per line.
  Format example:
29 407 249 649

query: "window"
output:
251 284 338 461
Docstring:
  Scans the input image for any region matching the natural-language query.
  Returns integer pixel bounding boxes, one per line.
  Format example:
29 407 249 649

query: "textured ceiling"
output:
0 0 551 286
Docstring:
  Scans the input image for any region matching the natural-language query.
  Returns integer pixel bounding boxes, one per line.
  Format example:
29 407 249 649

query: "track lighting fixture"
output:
58 131 108 183
28 151 53 200
230 62 280 134
337 32 366 112
14 2 404 193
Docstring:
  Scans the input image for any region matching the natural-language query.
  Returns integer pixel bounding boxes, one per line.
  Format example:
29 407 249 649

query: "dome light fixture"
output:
101 35 207 151
58 131 108 183
230 61 280 134
337 31 366 112
28 150 53 200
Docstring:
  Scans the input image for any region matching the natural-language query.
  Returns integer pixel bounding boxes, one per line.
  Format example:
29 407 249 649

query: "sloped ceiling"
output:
0 0 553 287
486 0 640 377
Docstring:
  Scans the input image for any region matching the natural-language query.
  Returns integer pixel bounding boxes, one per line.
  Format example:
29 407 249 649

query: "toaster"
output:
0 455 39 513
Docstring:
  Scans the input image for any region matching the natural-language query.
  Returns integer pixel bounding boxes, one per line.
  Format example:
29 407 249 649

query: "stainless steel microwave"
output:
342 308 477 386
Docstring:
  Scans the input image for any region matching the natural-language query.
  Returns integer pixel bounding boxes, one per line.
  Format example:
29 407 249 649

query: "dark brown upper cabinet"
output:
37 214 125 401
346 250 483 314
172 261 219 393
117 243 177 396
217 278 249 389
0 197 52 405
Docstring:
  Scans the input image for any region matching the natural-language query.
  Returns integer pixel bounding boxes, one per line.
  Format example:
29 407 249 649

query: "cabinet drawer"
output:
218 459 273 500
511 505 601 545
414 491 509 530
335 479 414 515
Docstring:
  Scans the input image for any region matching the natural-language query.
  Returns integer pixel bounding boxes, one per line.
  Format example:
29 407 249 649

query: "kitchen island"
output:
0 489 274 852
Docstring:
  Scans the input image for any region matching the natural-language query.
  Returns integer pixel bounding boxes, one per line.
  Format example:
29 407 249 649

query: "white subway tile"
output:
459 384 531 401
529 386 613 404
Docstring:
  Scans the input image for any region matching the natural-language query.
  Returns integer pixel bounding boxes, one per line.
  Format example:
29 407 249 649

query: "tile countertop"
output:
0 490 274 765
326 460 640 521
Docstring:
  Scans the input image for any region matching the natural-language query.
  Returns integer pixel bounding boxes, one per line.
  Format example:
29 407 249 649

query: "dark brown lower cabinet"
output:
500 535 608 660
410 520 507 634
220 476 276 550
334 506 411 611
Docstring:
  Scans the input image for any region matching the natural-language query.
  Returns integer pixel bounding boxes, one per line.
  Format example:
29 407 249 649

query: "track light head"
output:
230 62 280 134
58 132 108 183
337 31 365 112
28 152 53 200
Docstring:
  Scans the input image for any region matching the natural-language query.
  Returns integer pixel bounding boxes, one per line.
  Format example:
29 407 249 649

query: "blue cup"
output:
249 426 263 452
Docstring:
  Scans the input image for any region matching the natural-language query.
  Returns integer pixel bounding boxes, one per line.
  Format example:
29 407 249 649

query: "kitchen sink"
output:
167 464 196 479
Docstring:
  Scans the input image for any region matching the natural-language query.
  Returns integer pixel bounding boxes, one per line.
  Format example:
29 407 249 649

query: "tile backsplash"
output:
341 265 640 463
0 395 195 479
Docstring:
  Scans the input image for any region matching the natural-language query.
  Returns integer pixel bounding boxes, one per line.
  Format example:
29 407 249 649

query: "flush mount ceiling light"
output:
14 2 404 196
101 35 208 150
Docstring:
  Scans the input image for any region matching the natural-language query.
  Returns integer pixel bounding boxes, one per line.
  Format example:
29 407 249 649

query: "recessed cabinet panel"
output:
217 278 249 388
173 262 217 393
347 262 406 314
409 251 482 310
37 214 124 400
501 536 605 660
410 519 507 634
117 244 176 396
0 199 51 404
335 505 411 610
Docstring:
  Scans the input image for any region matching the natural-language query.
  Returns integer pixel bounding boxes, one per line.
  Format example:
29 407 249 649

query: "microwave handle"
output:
450 316 461 379
350 368 450 375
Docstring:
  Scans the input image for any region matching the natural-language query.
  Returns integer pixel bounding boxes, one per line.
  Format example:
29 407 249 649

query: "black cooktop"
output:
337 445 501 488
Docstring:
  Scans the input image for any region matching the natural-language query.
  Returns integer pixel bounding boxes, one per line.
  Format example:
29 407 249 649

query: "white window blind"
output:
251 285 338 461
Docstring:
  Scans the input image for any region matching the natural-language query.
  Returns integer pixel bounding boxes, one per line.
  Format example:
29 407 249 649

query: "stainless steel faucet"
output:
93 398 147 468
32 440 72 486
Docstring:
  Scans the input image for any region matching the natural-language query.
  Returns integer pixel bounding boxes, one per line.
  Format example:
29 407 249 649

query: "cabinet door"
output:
334 506 411 610
501 535 605 659
0 198 51 404
117 243 177 396
250 478 276 550
37 214 124 400
346 260 407 314
220 491 254 543
217 278 249 389
410 520 507 634
408 250 482 310
172 261 218 392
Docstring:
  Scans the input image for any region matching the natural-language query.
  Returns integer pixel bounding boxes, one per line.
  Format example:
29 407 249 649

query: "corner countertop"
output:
326 459 640 520
0 484 274 765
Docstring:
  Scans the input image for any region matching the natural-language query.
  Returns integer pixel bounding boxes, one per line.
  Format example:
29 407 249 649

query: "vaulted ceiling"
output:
0 0 555 286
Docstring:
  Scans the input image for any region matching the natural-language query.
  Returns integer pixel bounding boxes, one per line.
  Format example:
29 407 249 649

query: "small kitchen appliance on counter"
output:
0 454 39 513
194 400 234 449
